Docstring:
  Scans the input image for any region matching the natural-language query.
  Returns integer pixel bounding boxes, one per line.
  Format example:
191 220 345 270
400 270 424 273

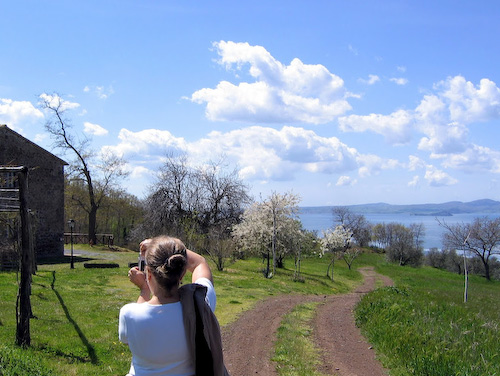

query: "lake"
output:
298 209 500 250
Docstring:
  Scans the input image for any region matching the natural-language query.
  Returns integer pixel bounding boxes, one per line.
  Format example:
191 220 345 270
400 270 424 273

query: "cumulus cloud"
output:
84 85 114 99
414 76 500 156
39 93 80 112
390 77 408 85
408 175 420 187
0 98 44 132
84 122 109 136
358 74 380 85
103 125 404 184
408 155 426 171
338 109 413 144
356 154 401 178
103 128 188 160
439 144 500 174
190 41 351 124
438 76 500 124
336 176 357 186
424 166 458 186
188 126 361 180
338 75 500 178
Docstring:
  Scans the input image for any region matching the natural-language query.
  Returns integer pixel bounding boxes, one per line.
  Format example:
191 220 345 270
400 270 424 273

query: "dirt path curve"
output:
221 268 392 376
313 268 393 376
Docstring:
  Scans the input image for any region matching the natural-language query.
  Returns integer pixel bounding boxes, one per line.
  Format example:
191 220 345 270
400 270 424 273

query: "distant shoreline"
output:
300 199 500 216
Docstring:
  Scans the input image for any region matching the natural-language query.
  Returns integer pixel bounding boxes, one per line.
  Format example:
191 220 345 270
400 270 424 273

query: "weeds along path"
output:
221 267 392 376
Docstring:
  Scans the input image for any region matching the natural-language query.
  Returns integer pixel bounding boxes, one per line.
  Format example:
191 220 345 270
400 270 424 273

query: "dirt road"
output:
221 267 392 376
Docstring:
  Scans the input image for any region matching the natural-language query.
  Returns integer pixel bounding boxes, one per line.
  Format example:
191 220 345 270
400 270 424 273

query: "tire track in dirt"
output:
221 268 392 376
312 268 393 376
222 294 327 376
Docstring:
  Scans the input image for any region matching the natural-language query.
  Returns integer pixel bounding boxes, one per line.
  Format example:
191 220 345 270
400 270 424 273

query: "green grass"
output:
356 264 500 375
0 245 360 376
272 302 327 376
7 247 498 376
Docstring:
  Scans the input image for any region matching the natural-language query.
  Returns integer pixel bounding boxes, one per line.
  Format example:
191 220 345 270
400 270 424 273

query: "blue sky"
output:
2 1 500 206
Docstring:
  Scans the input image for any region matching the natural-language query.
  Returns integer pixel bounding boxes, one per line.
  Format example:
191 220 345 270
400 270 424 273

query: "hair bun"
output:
166 253 186 272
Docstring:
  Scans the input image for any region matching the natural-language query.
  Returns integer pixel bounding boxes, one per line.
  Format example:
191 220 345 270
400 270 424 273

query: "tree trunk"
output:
483 258 491 281
88 204 97 245
326 258 335 281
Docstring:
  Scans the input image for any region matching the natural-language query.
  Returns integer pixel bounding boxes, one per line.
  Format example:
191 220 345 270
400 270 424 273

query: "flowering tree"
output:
232 191 301 278
321 225 353 281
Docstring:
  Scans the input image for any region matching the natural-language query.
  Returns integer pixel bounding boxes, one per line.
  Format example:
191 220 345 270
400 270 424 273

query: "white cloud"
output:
408 155 426 171
356 154 401 178
347 75 500 176
190 41 351 124
408 175 420 187
189 126 361 180
39 93 80 112
336 176 357 186
84 122 109 136
128 165 152 179
104 125 376 183
34 133 48 143
103 128 188 161
390 77 409 85
338 109 413 144
439 144 500 174
438 76 500 124
424 166 458 186
358 74 380 85
0 98 44 132
83 85 114 99
397 66 407 73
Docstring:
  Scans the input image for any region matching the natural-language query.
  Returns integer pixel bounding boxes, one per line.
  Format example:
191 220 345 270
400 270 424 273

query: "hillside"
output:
300 199 500 215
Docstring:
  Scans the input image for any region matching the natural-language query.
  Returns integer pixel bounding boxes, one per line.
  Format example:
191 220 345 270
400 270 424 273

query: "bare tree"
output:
41 93 128 245
439 216 500 281
206 224 235 271
197 158 251 232
332 206 371 246
373 222 424 266
140 154 251 268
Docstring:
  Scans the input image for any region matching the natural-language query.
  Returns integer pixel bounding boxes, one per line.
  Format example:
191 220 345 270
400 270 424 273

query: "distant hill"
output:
300 199 500 216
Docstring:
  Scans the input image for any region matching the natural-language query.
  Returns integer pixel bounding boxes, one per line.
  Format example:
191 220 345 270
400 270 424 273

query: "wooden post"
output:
16 167 31 347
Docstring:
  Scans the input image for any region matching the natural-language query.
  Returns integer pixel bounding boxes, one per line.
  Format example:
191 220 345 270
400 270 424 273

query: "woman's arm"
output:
185 249 213 284
128 267 151 303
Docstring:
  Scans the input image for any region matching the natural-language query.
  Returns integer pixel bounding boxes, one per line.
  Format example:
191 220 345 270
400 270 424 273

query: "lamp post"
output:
68 219 75 269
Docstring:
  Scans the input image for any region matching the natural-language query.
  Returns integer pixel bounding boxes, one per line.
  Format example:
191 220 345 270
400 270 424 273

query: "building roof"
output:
0 124 68 166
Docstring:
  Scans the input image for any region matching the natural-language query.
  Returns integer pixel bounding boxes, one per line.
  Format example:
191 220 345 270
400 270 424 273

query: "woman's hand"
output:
128 267 147 289
139 238 152 258
128 267 151 303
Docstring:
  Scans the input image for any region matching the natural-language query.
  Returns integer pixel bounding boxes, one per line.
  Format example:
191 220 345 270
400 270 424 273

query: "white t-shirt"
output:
119 278 216 376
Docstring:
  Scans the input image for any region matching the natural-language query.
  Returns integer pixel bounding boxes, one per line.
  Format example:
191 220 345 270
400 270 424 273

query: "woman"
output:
119 236 229 376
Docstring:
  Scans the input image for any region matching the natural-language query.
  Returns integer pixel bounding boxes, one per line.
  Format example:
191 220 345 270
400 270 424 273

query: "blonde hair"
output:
146 236 187 291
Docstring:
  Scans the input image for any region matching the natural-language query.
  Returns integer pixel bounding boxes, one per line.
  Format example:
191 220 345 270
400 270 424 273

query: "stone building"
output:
0 124 67 258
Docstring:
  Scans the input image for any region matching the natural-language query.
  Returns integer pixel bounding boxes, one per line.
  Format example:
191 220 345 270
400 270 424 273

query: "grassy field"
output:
2 246 499 375
0 245 359 376
356 262 500 375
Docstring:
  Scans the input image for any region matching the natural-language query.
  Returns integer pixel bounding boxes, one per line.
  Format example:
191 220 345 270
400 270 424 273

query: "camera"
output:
138 255 146 271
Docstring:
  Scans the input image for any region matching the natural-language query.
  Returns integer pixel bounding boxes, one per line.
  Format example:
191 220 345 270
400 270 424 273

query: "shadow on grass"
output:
38 255 95 265
50 271 99 365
